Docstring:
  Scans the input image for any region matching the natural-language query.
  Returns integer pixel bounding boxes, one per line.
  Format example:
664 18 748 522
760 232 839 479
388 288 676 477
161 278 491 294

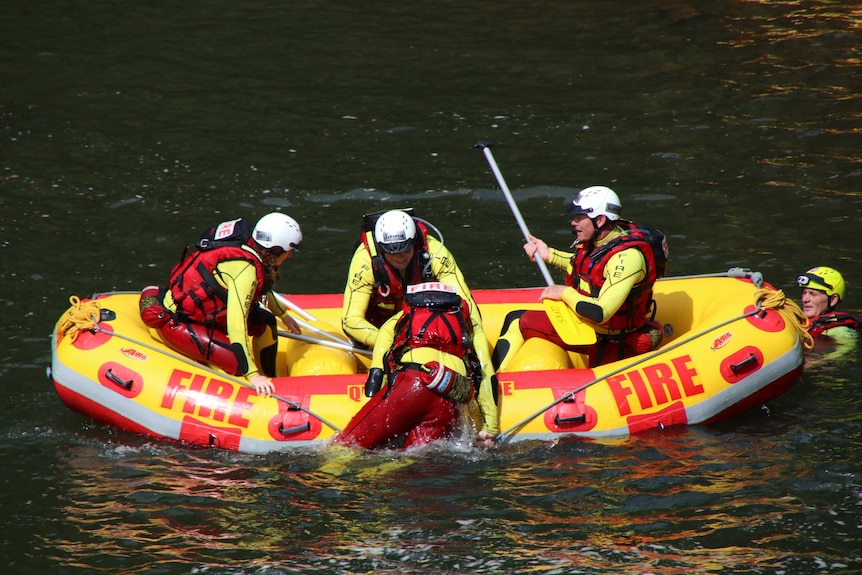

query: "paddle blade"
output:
543 299 597 345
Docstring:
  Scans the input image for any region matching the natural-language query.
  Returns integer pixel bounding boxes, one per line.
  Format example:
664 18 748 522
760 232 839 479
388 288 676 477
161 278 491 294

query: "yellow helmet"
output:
797 266 845 301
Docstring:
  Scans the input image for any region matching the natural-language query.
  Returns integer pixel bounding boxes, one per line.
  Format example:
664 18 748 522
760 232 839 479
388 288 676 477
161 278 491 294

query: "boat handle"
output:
554 413 586 426
730 353 759 375
105 368 133 390
279 422 311 436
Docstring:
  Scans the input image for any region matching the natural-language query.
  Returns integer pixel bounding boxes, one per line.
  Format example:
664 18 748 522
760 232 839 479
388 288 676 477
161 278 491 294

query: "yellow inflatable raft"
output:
50 274 808 453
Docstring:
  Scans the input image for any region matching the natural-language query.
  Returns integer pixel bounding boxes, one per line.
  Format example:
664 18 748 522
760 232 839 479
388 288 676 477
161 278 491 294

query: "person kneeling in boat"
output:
334 282 500 449
139 213 303 397
797 266 860 356
493 186 666 371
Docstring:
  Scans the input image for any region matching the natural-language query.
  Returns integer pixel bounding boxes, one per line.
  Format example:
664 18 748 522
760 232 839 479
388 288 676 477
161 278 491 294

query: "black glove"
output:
364 368 384 397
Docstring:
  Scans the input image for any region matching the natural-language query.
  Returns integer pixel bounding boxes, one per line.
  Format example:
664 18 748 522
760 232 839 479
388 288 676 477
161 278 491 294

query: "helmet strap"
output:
590 215 608 243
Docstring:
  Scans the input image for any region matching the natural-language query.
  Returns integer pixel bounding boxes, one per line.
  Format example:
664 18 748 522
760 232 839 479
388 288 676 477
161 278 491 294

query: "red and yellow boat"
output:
49 273 808 453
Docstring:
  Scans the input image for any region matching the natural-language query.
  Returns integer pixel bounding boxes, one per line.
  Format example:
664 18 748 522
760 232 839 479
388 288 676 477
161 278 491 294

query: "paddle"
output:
271 291 358 345
270 291 375 361
474 141 596 345
278 330 373 358
271 290 318 322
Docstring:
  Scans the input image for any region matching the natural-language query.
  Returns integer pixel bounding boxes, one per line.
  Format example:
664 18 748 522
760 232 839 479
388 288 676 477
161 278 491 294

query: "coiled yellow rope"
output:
55 295 101 343
754 287 814 350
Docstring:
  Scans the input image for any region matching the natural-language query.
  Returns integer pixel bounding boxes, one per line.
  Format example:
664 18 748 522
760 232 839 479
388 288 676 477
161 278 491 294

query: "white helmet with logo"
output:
252 212 303 252
567 186 622 221
374 210 417 254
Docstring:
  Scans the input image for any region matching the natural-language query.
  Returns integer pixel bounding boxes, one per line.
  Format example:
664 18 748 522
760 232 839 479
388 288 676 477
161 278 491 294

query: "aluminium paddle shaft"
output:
474 141 555 287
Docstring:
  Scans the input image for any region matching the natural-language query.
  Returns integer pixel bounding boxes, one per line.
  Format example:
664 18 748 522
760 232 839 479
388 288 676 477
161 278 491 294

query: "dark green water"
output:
2 1 860 573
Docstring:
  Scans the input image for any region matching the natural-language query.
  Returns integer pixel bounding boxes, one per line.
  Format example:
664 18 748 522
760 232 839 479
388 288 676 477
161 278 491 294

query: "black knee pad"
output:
259 344 278 377
230 342 249 376
491 341 510 371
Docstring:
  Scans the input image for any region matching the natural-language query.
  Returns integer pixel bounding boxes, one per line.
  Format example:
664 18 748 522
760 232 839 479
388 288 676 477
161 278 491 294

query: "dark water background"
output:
2 1 861 573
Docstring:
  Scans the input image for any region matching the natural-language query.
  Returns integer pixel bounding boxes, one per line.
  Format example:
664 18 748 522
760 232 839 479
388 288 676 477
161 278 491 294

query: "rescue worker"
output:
493 186 666 370
797 266 860 344
335 282 497 449
139 212 303 397
343 209 472 346
342 209 499 442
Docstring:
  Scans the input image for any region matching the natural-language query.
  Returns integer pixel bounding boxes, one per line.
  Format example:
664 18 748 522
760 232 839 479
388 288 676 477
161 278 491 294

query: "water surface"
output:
2 1 860 573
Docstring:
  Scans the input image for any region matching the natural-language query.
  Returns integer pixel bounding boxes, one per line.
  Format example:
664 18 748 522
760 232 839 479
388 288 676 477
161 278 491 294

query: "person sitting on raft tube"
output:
139 213 303 397
797 266 860 349
335 282 498 449
492 186 666 371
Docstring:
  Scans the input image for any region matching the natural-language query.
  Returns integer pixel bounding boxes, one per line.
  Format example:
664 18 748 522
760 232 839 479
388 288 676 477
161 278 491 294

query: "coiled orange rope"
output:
754 287 814 350
55 295 101 343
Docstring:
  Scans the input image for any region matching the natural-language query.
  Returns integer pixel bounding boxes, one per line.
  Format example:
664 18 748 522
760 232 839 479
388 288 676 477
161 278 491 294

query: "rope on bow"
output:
55 295 101 343
754 287 814 350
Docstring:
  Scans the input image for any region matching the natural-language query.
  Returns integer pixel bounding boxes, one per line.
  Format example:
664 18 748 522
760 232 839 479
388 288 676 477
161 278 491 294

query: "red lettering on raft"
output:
161 369 254 428
607 355 704 416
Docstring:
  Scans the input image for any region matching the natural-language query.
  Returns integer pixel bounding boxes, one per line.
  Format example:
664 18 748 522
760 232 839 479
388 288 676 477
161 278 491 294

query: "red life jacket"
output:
167 218 266 329
567 221 660 332
358 221 434 328
809 311 862 337
386 289 480 384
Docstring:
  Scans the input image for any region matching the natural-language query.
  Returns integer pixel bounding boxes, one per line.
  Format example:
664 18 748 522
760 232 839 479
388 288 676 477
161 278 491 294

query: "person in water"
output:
797 266 860 350
492 186 667 370
335 282 496 449
139 212 303 396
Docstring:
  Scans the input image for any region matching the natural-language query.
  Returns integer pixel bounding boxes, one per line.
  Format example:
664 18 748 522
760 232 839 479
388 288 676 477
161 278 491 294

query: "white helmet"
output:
374 210 417 254
567 186 622 221
252 212 303 252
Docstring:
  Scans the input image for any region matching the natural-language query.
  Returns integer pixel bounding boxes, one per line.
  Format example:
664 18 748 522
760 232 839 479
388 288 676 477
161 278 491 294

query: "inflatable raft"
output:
50 274 807 453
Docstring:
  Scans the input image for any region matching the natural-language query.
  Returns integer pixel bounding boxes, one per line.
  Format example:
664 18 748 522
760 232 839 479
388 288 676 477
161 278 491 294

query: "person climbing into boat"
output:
335 281 498 449
492 186 667 371
341 208 500 443
797 266 860 353
138 212 303 397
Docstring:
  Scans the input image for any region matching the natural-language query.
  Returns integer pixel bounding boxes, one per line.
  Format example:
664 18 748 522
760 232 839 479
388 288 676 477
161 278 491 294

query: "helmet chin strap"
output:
589 215 608 243
590 218 601 243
